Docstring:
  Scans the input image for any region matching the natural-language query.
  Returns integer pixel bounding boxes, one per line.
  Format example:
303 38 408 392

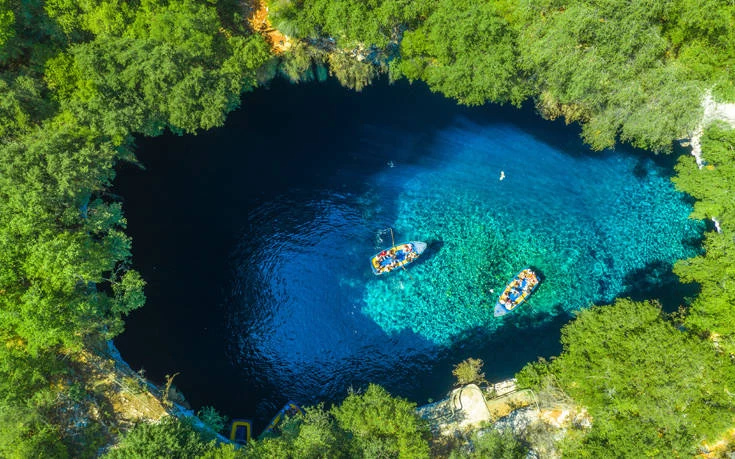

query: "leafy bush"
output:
243 385 431 458
104 417 219 458
332 384 431 458
518 299 735 456
197 406 228 434
449 429 527 459
452 358 486 386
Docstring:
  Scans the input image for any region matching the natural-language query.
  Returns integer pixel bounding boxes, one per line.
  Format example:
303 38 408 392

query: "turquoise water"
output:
116 80 702 424
360 119 702 344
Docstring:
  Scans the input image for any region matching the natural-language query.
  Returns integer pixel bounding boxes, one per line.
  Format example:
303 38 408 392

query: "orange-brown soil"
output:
243 0 291 54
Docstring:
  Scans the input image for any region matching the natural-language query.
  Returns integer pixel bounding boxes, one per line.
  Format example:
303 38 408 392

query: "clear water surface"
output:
115 78 702 429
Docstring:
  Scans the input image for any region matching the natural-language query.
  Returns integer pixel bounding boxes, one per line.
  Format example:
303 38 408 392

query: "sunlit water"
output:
115 79 702 428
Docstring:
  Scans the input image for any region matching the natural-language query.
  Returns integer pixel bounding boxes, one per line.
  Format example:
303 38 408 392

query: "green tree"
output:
0 401 68 458
398 0 530 106
0 0 275 454
0 1 15 49
449 429 527 459
45 0 270 138
0 121 144 353
332 384 431 458
104 416 220 458
197 406 228 434
452 358 486 386
673 124 735 354
270 0 431 50
516 0 704 151
664 0 735 100
288 405 348 458
0 72 57 139
518 299 735 456
242 404 348 458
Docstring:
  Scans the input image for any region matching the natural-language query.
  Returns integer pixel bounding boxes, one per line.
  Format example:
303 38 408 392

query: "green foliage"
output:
286 405 347 458
398 0 530 106
0 0 67 67
0 124 144 353
521 299 735 456
332 384 431 458
0 401 68 458
0 0 274 452
46 0 270 138
197 406 228 434
326 51 376 92
452 358 486 386
0 74 55 139
673 124 735 223
0 2 15 49
664 0 735 100
673 124 735 353
104 416 222 458
44 0 136 39
270 0 432 50
278 41 328 83
244 404 349 458
449 429 527 459
241 436 294 458
515 358 553 390
516 0 706 151
0 338 69 457
243 386 430 458
274 0 732 150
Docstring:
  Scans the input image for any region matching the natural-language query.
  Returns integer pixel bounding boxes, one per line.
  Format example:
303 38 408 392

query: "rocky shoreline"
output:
417 380 590 458
687 92 735 168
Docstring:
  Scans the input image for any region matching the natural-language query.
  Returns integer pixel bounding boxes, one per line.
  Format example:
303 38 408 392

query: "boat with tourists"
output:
494 268 540 317
371 241 427 275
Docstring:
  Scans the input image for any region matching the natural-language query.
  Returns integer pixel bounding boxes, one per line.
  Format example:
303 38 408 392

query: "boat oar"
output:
400 263 414 280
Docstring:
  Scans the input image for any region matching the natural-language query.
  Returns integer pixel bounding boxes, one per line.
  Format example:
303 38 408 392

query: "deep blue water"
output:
114 78 702 430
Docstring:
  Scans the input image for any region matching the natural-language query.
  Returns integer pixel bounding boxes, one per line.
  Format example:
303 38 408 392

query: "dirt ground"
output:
242 0 291 54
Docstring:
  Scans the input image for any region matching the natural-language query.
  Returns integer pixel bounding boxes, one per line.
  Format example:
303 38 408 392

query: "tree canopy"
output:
272 0 734 150
244 385 431 458
518 299 735 456
398 0 530 107
0 0 271 454
673 124 735 354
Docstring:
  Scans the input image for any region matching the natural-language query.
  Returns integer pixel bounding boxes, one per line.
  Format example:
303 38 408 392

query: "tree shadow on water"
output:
619 261 700 313
432 306 572 392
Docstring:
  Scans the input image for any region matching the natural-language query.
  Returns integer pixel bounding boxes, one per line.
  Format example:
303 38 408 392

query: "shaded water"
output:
115 78 701 429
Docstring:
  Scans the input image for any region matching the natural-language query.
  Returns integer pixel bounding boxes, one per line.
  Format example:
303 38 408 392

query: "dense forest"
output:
0 0 734 456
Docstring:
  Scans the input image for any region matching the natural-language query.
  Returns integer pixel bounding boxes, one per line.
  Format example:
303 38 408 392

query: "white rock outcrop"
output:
689 92 735 168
